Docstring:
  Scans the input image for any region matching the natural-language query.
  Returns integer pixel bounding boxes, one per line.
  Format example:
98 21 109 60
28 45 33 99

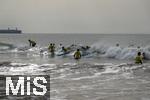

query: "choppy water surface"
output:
1 61 150 100
0 34 150 100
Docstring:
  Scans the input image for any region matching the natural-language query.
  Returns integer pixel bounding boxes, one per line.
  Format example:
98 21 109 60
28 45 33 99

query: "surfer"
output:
62 47 68 54
48 43 55 54
57 44 63 50
28 39 36 47
74 49 81 60
135 52 143 64
116 43 119 47
81 46 90 51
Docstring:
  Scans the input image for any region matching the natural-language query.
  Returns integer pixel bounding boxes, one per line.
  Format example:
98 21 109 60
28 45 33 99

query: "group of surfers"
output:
28 39 146 63
28 39 82 60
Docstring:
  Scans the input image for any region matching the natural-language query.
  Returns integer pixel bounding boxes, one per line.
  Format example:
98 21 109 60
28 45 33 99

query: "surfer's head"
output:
116 43 119 47
137 52 141 56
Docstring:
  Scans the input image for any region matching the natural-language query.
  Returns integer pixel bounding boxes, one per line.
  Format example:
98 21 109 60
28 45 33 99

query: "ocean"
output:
0 33 150 100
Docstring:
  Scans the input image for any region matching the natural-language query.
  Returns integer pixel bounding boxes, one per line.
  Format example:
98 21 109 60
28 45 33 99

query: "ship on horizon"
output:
0 28 22 34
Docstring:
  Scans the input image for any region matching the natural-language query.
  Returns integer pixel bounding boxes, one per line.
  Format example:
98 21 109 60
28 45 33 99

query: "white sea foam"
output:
1 41 150 60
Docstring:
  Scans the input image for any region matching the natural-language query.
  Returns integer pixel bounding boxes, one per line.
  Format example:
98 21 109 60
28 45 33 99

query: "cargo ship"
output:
0 28 22 34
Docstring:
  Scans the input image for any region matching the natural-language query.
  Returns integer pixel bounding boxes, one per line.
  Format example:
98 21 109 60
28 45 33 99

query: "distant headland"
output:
0 28 22 34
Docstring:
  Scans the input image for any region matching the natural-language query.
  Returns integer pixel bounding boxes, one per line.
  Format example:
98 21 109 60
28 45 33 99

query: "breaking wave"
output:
1 41 150 60
0 42 15 50
91 42 150 60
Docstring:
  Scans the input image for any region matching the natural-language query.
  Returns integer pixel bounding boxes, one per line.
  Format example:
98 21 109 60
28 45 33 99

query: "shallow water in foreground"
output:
50 62 150 100
0 59 150 100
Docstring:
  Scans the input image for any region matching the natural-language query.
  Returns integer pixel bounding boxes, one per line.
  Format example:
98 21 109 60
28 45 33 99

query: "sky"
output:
0 0 150 33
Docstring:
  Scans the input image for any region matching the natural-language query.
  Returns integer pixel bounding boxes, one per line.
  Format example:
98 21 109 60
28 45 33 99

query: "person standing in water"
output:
48 43 55 54
58 44 63 50
74 49 81 60
135 52 143 64
28 39 36 47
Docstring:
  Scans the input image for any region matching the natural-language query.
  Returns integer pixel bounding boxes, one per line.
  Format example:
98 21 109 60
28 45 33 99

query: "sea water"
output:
0 34 150 100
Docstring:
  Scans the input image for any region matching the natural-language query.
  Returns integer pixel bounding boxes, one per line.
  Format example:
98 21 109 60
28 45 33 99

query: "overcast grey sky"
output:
0 0 150 33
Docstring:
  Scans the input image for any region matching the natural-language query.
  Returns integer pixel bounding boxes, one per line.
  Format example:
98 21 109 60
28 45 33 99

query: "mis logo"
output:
0 75 50 100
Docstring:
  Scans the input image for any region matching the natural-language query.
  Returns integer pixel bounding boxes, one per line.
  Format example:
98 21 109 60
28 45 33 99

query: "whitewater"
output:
0 34 150 100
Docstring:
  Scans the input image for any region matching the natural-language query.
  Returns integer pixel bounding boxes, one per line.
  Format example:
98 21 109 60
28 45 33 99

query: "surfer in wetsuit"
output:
116 43 119 47
48 43 55 54
28 39 36 47
62 47 68 54
135 52 143 64
74 49 81 60
81 46 90 51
